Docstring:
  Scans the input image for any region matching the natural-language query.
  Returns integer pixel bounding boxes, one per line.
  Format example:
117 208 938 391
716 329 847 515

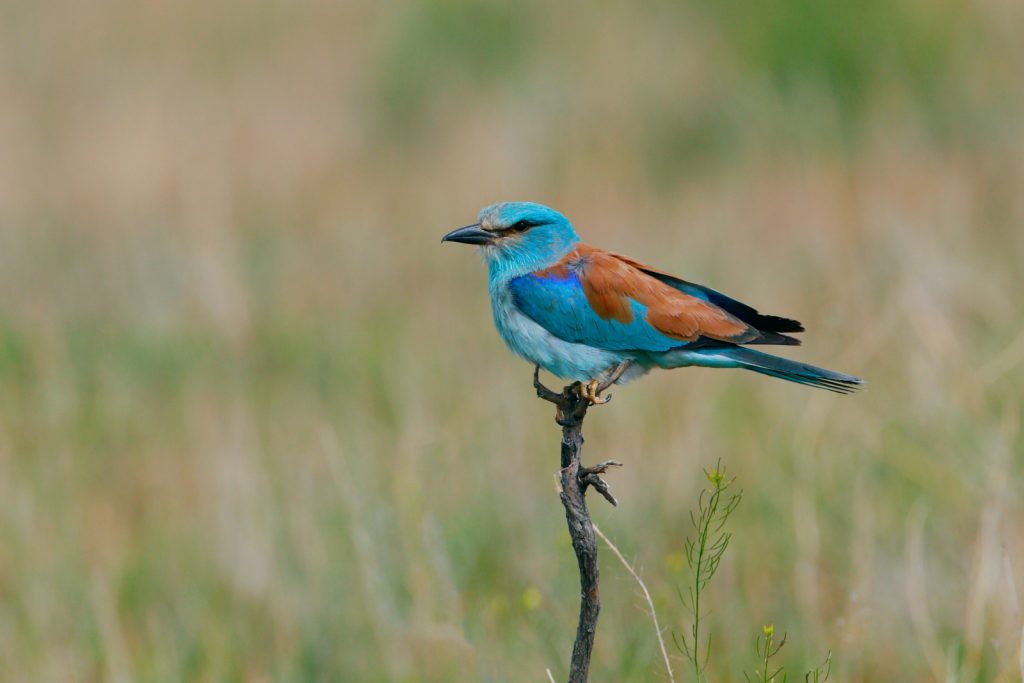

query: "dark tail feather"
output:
723 347 863 394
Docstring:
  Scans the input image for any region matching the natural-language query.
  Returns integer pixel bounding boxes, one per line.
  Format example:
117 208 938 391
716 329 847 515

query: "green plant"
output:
746 623 787 683
804 651 832 683
675 465 835 682
676 461 743 681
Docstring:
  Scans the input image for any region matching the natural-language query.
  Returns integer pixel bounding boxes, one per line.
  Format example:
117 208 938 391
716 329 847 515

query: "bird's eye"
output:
511 220 534 231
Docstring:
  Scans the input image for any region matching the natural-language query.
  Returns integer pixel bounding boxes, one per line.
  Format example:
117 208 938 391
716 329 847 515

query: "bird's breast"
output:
488 283 625 381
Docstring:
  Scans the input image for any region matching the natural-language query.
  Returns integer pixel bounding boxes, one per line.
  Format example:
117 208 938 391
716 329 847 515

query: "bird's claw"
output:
579 379 612 406
534 363 629 424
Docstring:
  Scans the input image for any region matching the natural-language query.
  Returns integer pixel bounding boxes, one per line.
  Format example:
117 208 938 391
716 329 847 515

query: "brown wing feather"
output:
609 253 803 341
573 244 760 344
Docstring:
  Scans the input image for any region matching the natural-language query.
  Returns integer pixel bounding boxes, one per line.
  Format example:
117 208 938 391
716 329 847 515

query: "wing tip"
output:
755 315 805 334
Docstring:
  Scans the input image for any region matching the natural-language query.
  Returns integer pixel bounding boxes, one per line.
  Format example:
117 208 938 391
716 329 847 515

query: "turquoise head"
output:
442 202 580 280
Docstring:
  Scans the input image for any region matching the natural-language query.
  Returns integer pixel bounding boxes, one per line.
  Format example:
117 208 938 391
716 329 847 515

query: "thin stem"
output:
692 505 706 680
593 523 675 683
762 630 771 683
679 463 741 681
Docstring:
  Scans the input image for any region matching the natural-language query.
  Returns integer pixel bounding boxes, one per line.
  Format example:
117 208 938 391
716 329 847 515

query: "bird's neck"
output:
486 239 578 288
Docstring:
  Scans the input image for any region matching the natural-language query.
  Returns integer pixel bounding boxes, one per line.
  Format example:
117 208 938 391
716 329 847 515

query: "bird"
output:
442 201 862 404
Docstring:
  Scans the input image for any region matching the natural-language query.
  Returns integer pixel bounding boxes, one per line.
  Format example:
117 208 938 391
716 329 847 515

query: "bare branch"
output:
536 367 625 682
534 365 564 405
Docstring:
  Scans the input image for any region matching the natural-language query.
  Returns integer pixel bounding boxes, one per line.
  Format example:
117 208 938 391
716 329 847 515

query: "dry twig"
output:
534 362 629 683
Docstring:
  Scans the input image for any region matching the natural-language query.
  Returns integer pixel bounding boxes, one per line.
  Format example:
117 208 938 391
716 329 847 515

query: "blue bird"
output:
443 202 862 403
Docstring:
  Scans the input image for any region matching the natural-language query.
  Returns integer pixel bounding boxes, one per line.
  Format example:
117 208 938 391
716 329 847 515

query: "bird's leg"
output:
578 360 632 406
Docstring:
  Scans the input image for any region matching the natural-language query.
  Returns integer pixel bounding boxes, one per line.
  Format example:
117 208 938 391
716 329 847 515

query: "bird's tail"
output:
661 346 863 394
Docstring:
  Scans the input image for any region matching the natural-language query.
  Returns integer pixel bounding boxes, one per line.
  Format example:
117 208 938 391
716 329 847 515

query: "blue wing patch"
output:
508 271 685 352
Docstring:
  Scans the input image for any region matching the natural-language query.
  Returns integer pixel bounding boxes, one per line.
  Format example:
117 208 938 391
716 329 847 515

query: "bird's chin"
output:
476 242 502 259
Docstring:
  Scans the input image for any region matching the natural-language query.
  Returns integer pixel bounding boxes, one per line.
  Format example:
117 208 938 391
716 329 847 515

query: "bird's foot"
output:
578 460 623 506
533 362 632 423
579 379 611 406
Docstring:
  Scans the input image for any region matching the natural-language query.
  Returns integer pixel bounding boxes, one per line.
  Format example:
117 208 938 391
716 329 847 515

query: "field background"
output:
2 1 1023 681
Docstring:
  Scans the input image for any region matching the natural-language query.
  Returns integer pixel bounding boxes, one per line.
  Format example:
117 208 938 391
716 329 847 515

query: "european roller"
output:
443 202 862 404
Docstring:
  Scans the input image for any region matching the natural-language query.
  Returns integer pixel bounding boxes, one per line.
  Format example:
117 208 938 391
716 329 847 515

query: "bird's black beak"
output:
441 223 493 245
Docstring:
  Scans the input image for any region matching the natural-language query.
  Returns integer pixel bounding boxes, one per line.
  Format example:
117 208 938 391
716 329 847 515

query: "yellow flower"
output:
521 586 542 611
664 550 686 573
763 624 774 637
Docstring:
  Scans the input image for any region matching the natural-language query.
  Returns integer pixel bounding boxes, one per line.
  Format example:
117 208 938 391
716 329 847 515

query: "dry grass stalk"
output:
593 522 676 683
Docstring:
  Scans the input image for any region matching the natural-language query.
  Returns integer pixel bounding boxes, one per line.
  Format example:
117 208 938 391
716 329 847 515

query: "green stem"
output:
762 631 771 682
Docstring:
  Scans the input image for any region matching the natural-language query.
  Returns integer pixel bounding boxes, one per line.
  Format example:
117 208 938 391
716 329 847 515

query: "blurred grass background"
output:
1 0 1023 681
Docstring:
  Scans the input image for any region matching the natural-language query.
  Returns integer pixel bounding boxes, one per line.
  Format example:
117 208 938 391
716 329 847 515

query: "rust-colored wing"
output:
572 244 763 344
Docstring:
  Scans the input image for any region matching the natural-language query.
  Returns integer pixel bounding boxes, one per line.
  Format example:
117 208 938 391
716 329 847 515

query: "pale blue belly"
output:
490 286 631 381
